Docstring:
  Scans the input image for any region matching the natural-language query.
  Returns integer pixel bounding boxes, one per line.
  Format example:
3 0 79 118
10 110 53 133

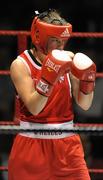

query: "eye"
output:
55 39 59 42
53 38 61 43
51 38 58 42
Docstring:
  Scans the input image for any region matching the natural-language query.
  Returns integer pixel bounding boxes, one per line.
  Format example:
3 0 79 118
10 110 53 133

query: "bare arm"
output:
10 59 48 115
70 73 94 110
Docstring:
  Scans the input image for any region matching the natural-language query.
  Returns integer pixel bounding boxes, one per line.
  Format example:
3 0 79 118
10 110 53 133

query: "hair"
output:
31 9 68 50
37 9 68 25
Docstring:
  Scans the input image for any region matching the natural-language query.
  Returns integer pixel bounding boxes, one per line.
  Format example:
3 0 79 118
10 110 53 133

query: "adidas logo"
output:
60 28 70 37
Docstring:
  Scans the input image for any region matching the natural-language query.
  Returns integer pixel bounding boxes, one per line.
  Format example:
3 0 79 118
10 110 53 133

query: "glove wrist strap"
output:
36 79 53 97
80 81 95 94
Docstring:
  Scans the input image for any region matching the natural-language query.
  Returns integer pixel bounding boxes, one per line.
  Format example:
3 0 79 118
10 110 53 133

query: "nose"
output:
57 39 66 49
58 39 65 44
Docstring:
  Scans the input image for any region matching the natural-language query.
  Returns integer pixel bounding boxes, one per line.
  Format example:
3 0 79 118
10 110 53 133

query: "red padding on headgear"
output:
31 17 72 53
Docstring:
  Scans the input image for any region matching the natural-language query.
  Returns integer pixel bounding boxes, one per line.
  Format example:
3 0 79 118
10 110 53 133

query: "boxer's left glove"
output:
71 52 96 94
36 49 72 96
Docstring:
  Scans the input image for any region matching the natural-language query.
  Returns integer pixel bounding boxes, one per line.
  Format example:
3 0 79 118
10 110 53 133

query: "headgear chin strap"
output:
31 15 72 54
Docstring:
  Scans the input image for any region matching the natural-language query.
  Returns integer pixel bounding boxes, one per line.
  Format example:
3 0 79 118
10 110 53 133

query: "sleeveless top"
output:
16 50 74 124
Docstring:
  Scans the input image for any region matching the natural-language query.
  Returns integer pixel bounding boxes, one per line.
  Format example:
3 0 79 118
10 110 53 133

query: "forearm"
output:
77 91 94 110
71 52 96 110
72 79 94 110
26 91 48 115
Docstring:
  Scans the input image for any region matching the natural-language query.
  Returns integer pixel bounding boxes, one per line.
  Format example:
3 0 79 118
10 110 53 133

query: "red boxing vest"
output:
16 50 74 124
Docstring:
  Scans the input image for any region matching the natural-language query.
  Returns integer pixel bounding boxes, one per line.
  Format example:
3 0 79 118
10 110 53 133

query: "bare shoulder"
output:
10 58 29 75
10 58 24 70
10 58 30 83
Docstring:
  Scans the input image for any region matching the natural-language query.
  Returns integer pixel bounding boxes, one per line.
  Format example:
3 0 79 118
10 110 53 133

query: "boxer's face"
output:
46 37 68 53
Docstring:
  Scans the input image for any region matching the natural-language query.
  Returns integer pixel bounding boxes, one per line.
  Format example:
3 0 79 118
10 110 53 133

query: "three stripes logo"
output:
60 28 70 37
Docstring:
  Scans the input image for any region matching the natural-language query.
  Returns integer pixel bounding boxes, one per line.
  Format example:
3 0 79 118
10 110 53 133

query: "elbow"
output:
27 106 41 116
24 102 41 116
76 91 94 111
30 111 40 116
78 102 92 111
32 109 42 116
26 100 47 116
80 105 90 111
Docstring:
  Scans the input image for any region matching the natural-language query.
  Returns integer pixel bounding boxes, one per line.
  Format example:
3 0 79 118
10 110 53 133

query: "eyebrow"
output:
50 37 68 41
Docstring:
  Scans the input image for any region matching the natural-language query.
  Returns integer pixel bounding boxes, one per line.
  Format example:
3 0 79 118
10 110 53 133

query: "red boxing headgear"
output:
31 16 72 54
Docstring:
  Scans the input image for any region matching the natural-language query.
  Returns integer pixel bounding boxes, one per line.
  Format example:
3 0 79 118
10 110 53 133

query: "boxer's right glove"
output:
71 53 96 94
36 49 72 96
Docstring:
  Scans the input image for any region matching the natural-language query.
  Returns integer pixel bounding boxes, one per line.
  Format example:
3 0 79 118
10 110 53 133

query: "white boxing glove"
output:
71 52 96 94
